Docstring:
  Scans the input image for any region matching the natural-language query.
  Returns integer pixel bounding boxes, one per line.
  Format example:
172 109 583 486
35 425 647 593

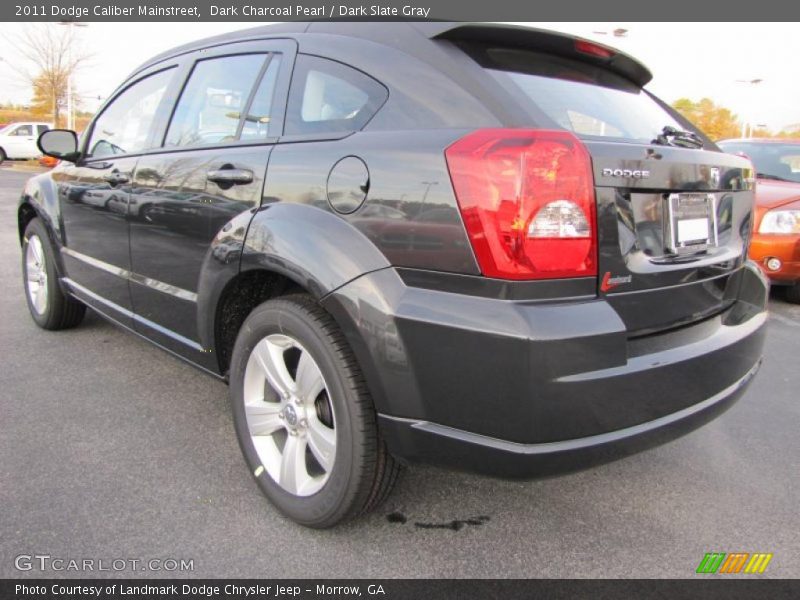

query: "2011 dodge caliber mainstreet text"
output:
19 23 768 527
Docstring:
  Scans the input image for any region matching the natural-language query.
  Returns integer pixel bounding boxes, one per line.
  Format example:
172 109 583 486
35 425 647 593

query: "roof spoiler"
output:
417 23 653 87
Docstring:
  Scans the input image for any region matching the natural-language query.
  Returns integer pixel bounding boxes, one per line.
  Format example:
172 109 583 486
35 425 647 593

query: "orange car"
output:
718 138 800 303
38 155 60 168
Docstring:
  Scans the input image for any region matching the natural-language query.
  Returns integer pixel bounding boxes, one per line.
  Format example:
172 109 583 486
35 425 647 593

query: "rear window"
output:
466 46 685 144
718 141 800 184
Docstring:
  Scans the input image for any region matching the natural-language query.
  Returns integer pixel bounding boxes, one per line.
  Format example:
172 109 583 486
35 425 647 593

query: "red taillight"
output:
445 129 597 280
575 40 615 59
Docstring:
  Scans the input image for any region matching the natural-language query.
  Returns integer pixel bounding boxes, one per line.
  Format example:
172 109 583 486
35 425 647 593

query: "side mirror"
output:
38 129 80 163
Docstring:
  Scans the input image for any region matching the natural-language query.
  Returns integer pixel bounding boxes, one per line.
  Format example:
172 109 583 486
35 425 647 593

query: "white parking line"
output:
769 311 800 328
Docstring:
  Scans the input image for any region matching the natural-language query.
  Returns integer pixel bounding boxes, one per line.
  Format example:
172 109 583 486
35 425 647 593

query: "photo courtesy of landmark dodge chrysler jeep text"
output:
19 22 768 527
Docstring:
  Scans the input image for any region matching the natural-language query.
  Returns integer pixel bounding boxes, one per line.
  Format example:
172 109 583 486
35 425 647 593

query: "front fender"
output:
18 171 68 279
18 171 62 242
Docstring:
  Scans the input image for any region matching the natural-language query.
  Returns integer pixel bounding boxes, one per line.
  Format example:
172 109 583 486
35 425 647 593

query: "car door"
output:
128 40 295 360
57 66 182 324
5 124 36 158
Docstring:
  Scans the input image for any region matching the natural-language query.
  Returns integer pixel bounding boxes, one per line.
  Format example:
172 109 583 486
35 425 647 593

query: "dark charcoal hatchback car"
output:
20 22 768 527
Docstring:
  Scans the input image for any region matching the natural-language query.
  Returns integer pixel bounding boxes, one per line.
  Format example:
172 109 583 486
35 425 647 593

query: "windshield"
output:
718 141 800 184
465 46 686 144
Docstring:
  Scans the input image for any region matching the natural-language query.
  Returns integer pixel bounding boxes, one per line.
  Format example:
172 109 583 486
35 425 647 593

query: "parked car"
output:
38 155 60 168
718 138 800 302
0 122 53 161
20 23 767 528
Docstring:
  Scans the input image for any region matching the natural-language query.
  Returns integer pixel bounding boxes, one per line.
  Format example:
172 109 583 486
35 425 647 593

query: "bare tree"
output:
12 24 91 127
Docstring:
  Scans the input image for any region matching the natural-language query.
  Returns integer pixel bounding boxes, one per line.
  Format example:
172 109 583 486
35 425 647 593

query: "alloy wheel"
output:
25 235 48 315
243 334 337 496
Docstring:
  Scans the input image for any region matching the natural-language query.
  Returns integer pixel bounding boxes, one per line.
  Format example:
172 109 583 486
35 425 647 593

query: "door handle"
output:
102 171 129 185
207 168 253 185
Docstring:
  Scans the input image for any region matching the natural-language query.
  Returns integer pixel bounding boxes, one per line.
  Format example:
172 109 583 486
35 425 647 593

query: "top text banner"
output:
3 0 798 22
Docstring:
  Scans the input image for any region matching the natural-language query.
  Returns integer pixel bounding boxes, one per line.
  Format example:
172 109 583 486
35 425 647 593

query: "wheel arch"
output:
210 269 303 375
18 172 62 242
199 202 391 376
18 182 68 282
18 200 39 244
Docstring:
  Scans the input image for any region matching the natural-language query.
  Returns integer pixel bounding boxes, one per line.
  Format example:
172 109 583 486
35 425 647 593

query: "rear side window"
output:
466 46 684 144
284 55 387 136
88 68 175 158
37 125 49 136
165 54 267 147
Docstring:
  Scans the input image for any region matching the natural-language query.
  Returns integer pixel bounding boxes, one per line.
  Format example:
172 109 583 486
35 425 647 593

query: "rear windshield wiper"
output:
756 172 794 182
651 126 704 149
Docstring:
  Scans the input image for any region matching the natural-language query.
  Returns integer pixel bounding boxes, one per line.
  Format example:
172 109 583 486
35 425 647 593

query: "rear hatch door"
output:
590 143 754 334
456 34 755 335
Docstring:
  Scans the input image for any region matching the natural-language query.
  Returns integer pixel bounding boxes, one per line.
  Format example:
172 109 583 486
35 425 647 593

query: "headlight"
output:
759 209 800 234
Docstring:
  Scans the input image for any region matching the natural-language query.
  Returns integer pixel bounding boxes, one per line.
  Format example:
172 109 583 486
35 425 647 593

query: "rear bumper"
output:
323 261 768 477
378 360 760 478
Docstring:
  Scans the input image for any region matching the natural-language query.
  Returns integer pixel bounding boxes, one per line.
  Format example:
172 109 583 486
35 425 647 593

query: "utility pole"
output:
58 21 88 130
735 78 763 139
419 181 438 215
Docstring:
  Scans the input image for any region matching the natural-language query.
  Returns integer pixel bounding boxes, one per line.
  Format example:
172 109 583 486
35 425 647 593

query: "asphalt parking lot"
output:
1 166 798 579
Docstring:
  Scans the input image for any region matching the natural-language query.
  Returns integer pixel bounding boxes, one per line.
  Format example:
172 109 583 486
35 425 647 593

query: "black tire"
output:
786 283 800 304
0 148 6 163
22 218 86 330
229 294 401 528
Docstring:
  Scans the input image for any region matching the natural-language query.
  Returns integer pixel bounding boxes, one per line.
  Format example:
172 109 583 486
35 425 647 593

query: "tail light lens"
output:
445 129 597 280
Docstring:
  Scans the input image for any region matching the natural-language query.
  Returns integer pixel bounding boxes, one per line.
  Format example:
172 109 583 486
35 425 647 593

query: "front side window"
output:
165 54 267 148
87 68 175 158
13 125 33 137
284 55 387 136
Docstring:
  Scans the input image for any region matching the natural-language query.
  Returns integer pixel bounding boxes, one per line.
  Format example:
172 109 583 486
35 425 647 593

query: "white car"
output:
0 122 53 161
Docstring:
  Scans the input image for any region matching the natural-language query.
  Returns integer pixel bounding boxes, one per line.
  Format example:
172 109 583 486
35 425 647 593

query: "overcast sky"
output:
0 21 798 131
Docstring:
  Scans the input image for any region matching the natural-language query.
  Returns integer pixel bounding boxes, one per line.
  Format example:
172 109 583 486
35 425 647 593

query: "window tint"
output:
88 68 174 158
13 125 33 136
285 55 387 136
466 46 684 144
240 55 282 141
36 125 49 136
165 54 266 148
